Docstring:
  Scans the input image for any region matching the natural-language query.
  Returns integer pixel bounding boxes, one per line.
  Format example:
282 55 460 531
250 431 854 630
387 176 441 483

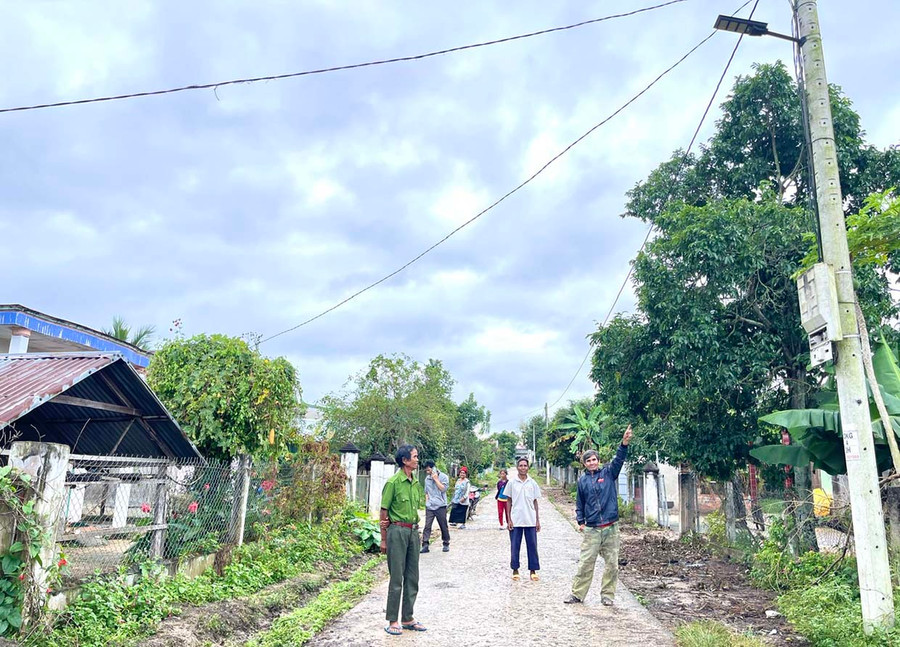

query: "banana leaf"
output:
750 444 811 468
755 342 900 475
874 337 900 396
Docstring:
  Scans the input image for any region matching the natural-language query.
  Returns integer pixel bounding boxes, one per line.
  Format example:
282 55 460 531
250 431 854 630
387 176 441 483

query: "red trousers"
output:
497 499 508 526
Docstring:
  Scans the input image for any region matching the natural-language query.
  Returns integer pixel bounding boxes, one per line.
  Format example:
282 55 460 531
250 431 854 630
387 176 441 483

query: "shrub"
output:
675 620 765 646
777 582 900 647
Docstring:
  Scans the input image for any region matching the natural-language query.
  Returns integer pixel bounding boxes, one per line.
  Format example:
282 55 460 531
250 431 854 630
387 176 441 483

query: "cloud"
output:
2 0 897 430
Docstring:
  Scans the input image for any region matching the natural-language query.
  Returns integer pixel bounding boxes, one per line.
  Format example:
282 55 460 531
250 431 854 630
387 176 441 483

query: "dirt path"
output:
308 491 674 647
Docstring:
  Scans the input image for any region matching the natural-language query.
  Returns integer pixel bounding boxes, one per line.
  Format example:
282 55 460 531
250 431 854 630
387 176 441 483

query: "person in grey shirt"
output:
420 460 450 553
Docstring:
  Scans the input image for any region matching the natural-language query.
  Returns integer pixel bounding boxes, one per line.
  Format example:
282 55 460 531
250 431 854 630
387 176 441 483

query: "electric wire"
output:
259 30 717 345
0 1 687 115
498 0 761 428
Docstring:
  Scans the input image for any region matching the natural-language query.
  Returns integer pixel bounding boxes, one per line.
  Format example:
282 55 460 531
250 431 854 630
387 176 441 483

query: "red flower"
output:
18 573 25 581
261 480 275 492
141 503 151 514
188 501 199 514
57 558 67 567
204 483 211 491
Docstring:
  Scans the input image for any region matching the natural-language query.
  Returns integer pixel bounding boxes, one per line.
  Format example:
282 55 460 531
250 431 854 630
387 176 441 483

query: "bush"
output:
748 516 856 591
675 620 766 646
777 582 900 647
40 520 366 647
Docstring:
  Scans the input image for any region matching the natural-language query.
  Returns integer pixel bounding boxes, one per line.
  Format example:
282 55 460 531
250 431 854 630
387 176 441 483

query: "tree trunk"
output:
788 365 819 553
748 463 765 531
792 463 819 552
884 484 900 581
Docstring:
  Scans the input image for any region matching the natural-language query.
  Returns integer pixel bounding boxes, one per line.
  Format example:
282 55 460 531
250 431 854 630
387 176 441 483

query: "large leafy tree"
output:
591 62 899 486
148 334 302 461
320 354 459 460
520 413 548 462
490 430 520 467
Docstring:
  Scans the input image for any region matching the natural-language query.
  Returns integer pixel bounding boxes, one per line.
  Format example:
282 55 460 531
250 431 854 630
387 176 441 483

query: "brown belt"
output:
392 522 418 529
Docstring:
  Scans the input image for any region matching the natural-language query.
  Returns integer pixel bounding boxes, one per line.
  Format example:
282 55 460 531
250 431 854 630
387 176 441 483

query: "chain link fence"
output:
57 455 245 582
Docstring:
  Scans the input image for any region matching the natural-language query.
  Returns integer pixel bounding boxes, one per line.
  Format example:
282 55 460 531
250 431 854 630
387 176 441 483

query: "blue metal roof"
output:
0 305 151 368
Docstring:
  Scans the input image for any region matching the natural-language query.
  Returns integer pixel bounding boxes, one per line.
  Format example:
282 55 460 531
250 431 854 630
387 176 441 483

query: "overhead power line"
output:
0 0 687 115
538 0 760 418
259 29 717 345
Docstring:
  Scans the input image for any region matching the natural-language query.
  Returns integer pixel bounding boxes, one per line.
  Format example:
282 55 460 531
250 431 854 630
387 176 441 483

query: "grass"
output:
674 620 766 647
246 556 384 647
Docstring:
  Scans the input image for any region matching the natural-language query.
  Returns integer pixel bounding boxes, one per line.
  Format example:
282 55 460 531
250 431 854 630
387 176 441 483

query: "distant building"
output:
0 304 151 369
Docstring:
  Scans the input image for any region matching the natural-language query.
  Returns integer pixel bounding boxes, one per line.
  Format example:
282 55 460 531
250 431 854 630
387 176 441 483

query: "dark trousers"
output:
386 524 419 622
422 506 450 546
510 526 540 571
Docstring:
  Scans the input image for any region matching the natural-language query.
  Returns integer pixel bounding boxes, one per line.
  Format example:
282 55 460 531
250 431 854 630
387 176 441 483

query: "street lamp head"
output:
714 14 769 37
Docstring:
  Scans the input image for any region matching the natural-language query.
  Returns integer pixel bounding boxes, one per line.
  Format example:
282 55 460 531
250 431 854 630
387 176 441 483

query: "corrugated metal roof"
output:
0 353 113 423
0 352 201 459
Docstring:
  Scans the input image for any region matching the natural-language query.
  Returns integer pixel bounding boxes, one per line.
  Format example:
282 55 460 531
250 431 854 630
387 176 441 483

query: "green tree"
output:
520 414 548 461
490 431 520 467
545 399 591 467
590 63 899 548
320 354 457 460
148 334 302 461
103 315 156 350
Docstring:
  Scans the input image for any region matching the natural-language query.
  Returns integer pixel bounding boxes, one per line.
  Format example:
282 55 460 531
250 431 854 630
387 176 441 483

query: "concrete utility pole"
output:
796 0 894 631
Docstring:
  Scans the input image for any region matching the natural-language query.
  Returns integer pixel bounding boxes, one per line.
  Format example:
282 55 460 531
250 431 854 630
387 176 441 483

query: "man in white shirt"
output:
505 457 542 581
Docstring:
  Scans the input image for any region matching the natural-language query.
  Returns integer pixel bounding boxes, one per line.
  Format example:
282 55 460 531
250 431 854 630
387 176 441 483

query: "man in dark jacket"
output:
564 424 632 606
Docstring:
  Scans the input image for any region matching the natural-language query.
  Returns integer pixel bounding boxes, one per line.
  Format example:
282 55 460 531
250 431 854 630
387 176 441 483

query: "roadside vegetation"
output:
34 511 380 647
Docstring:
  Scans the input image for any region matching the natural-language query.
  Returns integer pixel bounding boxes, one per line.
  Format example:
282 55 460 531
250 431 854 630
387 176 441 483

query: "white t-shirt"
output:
506 475 541 527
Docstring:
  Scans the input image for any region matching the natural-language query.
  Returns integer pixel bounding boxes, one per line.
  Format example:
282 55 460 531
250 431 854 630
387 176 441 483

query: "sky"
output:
2 0 898 433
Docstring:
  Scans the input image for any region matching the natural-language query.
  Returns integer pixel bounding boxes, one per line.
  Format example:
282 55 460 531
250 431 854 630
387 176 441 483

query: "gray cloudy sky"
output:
3 1 897 431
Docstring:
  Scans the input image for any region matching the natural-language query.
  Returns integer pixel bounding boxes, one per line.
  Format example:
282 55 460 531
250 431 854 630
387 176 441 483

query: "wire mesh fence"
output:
57 455 243 581
0 439 353 646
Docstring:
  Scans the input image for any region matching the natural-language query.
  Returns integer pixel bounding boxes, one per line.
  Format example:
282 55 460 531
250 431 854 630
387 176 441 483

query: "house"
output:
1 304 151 369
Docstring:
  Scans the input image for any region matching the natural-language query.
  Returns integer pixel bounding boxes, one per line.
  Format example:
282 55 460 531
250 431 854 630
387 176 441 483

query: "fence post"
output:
9 441 70 627
150 463 169 559
724 480 736 543
339 443 360 502
368 453 386 519
678 469 700 536
230 455 251 546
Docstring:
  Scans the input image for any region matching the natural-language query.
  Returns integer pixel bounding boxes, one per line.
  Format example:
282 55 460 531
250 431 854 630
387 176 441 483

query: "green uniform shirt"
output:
381 469 424 523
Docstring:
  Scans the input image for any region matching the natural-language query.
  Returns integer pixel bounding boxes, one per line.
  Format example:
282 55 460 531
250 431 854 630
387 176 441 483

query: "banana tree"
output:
551 403 609 458
750 338 900 475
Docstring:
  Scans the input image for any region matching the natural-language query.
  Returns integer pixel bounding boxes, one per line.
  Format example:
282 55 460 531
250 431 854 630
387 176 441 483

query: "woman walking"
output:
495 469 510 530
449 467 470 529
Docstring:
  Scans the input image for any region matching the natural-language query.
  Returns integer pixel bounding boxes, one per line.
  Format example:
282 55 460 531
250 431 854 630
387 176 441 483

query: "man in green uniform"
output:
380 444 427 635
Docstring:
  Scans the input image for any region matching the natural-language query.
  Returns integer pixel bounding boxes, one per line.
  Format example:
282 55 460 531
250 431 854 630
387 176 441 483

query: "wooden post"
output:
150 463 168 559
9 441 70 627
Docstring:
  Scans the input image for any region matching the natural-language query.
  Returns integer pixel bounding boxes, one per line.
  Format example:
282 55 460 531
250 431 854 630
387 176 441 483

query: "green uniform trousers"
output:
386 523 420 622
571 522 620 601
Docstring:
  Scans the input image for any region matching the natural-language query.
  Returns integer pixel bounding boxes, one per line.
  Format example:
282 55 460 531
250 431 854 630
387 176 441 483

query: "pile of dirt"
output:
544 486 806 646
